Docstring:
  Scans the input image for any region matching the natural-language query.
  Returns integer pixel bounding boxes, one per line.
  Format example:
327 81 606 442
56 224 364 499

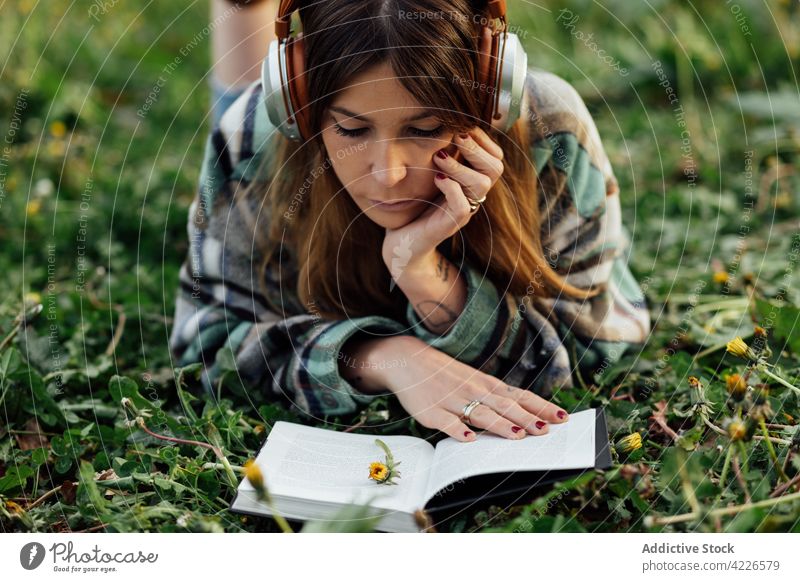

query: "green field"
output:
1 0 799 532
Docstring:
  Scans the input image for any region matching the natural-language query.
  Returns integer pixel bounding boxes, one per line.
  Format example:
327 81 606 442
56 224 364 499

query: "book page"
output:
242 422 436 513
423 409 596 502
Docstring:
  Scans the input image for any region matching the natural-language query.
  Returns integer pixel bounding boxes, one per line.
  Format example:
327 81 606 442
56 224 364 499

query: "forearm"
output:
338 336 399 395
392 251 467 336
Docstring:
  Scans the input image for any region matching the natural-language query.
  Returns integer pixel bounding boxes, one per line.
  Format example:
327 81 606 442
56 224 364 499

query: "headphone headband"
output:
262 1 526 141
275 0 301 39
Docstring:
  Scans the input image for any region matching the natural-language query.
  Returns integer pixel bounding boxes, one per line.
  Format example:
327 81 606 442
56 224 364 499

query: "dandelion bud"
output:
369 439 401 485
724 418 747 441
5 500 24 515
726 337 758 362
712 271 729 284
615 432 643 454
725 373 747 401
244 459 266 493
752 385 770 405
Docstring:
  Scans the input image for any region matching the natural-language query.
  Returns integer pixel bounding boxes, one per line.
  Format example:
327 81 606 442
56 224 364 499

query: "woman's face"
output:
320 61 459 228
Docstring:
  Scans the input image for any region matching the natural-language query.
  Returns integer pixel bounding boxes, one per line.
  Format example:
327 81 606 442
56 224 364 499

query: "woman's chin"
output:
365 207 424 229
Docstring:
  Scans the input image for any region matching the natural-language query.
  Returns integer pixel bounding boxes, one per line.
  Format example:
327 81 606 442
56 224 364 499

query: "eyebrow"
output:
328 105 437 124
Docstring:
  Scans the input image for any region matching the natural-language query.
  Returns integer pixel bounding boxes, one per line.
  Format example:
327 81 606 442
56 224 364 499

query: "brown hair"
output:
238 0 602 321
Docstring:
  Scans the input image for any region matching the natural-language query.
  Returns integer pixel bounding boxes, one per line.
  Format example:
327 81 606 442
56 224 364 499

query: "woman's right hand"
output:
372 336 570 442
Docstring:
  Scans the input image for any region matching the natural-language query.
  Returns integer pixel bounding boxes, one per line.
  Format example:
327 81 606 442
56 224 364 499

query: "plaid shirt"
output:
168 67 651 419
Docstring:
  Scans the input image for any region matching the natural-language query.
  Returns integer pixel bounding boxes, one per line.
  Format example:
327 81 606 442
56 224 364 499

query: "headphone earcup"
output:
492 31 527 132
262 39 288 136
262 38 302 141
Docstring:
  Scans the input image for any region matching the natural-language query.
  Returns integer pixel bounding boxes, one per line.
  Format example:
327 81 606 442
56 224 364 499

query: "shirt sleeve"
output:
168 82 407 419
404 72 651 396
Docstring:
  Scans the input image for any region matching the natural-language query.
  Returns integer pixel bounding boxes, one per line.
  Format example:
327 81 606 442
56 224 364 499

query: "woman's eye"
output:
333 124 368 138
333 123 445 139
409 126 444 138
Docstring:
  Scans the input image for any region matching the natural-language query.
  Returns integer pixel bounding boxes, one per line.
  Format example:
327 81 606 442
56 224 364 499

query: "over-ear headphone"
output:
261 0 528 142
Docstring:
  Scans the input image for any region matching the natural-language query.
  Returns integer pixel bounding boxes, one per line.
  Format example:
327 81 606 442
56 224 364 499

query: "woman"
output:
169 0 651 443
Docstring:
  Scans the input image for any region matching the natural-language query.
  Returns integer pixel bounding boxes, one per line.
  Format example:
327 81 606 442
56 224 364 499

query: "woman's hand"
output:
381 127 505 270
372 336 569 442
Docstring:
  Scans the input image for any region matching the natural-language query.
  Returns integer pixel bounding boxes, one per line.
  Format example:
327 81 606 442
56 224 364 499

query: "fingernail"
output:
464 430 473 438
557 410 567 420
535 420 547 429
511 425 522 433
435 172 446 180
436 149 448 159
458 133 469 140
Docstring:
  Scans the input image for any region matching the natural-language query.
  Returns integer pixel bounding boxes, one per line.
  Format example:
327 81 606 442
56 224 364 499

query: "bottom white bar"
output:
1 533 796 581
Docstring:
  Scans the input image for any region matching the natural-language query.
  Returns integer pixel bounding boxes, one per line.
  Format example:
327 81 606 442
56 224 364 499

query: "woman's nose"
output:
371 141 407 187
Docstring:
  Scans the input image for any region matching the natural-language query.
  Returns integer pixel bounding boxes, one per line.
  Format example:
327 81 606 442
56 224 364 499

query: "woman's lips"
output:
368 198 422 211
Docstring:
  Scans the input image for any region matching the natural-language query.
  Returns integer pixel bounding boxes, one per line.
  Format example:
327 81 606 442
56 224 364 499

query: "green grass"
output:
1 0 800 532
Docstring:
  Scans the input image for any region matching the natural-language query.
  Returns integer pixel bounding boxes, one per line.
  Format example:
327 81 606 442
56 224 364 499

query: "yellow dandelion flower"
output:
49 120 67 138
616 432 642 454
5 500 25 514
726 337 757 361
724 418 748 442
725 373 747 401
712 271 729 284
244 459 265 492
24 291 42 305
688 376 702 389
369 462 389 483
26 199 42 217
753 326 767 338
370 438 401 485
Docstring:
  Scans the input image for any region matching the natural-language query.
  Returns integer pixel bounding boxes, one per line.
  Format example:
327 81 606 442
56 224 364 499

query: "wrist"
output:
339 336 414 394
385 250 439 290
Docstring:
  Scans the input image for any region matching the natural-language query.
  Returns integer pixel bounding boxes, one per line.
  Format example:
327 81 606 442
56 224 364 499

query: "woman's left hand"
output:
381 127 505 271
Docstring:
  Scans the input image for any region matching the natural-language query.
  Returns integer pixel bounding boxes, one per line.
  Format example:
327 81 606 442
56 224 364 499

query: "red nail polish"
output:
436 149 448 159
511 425 522 433
557 410 566 419
464 430 473 438
535 420 546 429
436 172 446 180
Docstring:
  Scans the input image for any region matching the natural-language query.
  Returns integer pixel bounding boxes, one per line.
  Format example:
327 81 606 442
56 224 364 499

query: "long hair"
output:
237 0 602 321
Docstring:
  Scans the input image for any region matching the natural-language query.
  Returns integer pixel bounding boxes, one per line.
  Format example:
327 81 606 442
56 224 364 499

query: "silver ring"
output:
460 399 483 423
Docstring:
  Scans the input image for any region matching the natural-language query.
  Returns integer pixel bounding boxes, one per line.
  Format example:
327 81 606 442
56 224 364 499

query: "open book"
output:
230 408 611 532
